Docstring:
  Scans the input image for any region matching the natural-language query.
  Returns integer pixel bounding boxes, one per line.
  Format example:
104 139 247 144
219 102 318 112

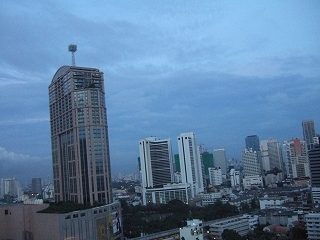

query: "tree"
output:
250 197 259 209
221 229 242 240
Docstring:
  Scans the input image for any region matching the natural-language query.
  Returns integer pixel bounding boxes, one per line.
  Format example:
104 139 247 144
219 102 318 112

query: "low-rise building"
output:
208 215 249 240
229 196 254 211
198 192 222 206
258 209 299 226
141 183 192 205
259 196 289 210
0 200 123 240
243 175 263 190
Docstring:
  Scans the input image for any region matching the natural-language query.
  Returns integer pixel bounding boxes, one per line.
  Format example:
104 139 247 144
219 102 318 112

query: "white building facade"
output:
139 137 174 188
0 178 22 200
260 139 285 186
242 148 261 177
208 215 250 240
178 132 204 198
208 167 222 186
283 138 310 179
306 212 320 240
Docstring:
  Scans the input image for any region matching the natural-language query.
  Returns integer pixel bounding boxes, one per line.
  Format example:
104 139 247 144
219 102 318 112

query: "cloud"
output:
0 147 52 184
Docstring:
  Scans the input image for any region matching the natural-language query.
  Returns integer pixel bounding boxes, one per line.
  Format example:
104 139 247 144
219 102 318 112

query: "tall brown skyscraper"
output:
49 66 112 205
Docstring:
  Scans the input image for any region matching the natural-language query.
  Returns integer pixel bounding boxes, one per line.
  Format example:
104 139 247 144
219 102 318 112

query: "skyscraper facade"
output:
139 137 174 188
308 137 320 203
49 66 112 205
245 135 260 152
202 151 214 178
208 167 222 186
32 178 42 195
302 120 316 151
260 139 284 185
242 148 261 177
283 138 310 179
213 149 227 175
178 132 204 197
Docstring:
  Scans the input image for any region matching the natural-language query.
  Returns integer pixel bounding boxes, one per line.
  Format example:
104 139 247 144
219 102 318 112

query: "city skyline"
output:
0 1 319 184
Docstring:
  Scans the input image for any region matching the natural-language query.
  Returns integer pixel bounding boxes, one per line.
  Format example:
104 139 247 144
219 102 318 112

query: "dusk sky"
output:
0 1 319 185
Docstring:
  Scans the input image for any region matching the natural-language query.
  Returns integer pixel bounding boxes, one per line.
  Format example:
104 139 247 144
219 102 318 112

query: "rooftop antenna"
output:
68 44 77 66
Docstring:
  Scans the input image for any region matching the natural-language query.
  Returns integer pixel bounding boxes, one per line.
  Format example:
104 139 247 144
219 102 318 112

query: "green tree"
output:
221 229 242 240
288 226 307 240
250 197 259 209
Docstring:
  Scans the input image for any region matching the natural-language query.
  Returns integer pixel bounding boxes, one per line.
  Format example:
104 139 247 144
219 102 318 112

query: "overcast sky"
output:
0 1 319 185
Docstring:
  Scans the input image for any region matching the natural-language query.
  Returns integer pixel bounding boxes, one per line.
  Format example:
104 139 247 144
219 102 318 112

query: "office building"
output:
178 132 205 197
139 137 174 189
230 168 240 188
208 167 222 186
49 66 112 205
308 138 320 203
32 178 42 195
202 151 214 178
260 139 284 185
245 135 260 152
302 120 316 151
0 178 22 200
213 149 227 175
283 138 310 179
242 148 261 177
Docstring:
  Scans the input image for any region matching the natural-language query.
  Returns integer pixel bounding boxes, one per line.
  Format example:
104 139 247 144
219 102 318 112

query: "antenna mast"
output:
68 44 77 66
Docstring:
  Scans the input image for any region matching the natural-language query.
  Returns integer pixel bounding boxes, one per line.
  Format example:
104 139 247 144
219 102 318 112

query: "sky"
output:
0 0 319 185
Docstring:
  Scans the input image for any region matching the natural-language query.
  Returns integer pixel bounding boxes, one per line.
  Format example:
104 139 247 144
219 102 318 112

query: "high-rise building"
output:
283 138 310 179
208 167 222 186
32 178 42 195
230 168 240 188
245 135 260 152
139 137 174 188
0 178 22 199
302 120 316 151
202 151 214 178
49 66 112 205
213 149 227 175
174 154 181 172
308 137 320 203
260 139 284 185
242 148 261 177
178 132 204 197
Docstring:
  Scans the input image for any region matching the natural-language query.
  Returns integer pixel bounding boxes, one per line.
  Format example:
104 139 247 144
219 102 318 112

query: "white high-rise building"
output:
242 148 261 177
230 169 240 188
0 178 22 199
208 167 222 186
283 138 310 179
260 139 284 185
178 132 204 197
139 137 174 189
213 149 227 175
